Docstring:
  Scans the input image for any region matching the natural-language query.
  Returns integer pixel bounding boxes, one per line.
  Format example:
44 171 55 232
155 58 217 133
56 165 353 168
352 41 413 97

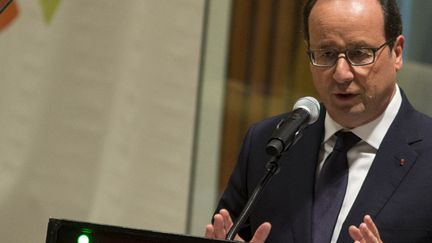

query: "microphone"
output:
266 96 320 156
226 97 320 240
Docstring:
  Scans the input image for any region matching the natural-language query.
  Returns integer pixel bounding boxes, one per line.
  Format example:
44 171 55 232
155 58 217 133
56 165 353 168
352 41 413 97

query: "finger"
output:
359 222 379 243
364 215 381 240
219 209 234 231
213 214 226 239
205 224 215 238
348 225 363 241
233 234 245 241
250 222 272 243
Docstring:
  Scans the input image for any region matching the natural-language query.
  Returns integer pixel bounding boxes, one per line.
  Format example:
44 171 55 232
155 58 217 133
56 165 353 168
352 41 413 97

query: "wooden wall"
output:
219 0 317 192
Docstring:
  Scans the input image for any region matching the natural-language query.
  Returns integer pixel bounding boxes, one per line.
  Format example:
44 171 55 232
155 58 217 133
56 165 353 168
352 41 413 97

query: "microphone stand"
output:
225 127 305 241
225 155 280 241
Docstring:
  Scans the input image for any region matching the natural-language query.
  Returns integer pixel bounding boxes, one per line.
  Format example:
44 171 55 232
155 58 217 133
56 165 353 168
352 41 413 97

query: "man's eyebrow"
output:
312 41 374 50
310 42 338 50
347 41 372 48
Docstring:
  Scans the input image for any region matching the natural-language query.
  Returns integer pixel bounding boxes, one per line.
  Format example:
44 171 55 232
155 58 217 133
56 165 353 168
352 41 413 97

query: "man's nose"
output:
332 55 354 84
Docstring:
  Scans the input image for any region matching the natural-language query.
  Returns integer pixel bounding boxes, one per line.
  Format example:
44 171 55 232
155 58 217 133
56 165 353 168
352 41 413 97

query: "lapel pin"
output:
400 159 406 166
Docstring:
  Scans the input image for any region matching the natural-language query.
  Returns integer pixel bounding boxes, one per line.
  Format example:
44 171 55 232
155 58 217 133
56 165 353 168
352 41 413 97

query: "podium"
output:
46 218 235 243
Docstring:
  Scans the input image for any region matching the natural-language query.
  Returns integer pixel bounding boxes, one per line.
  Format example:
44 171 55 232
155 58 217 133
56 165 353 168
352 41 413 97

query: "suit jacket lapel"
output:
337 94 422 242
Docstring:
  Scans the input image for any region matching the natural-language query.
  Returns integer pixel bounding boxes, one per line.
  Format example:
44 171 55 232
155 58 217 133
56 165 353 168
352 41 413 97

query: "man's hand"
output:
348 215 382 243
205 209 271 243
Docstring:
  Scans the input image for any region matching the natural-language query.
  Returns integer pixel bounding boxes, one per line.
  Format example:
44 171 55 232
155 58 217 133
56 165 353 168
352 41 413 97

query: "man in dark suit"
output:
205 0 432 242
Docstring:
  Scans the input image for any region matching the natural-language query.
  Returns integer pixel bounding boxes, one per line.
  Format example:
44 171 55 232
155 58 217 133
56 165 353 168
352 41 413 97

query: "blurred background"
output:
0 0 431 242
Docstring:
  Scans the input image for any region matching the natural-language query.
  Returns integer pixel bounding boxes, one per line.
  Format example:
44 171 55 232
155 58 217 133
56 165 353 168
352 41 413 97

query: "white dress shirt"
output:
316 85 402 243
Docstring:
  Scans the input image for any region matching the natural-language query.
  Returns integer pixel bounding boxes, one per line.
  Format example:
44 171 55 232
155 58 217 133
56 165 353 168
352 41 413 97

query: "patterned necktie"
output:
312 131 361 243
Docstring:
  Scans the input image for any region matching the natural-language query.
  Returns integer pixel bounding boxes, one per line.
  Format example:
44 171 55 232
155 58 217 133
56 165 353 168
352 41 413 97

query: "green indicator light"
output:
81 228 93 234
77 234 90 243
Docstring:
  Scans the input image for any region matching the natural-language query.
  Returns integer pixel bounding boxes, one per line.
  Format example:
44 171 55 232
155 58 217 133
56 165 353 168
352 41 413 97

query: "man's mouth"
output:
335 93 357 100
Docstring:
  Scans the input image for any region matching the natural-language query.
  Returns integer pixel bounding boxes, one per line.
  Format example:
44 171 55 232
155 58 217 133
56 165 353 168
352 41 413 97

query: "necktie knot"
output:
333 131 361 153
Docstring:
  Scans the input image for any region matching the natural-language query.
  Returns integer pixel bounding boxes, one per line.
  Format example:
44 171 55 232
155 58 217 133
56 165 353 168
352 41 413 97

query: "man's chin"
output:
327 105 367 127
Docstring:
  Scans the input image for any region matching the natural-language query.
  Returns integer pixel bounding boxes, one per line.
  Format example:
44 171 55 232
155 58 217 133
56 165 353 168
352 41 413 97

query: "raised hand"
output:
348 215 383 243
205 209 271 243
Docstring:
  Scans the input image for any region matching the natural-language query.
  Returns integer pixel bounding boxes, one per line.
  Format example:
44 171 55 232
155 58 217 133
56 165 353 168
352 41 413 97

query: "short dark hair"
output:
302 0 403 47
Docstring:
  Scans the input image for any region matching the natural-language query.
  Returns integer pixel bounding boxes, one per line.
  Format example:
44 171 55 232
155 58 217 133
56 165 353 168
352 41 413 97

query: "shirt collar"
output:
323 84 402 149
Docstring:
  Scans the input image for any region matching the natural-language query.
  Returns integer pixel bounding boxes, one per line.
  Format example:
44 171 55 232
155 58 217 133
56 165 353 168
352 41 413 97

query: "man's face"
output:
308 0 404 128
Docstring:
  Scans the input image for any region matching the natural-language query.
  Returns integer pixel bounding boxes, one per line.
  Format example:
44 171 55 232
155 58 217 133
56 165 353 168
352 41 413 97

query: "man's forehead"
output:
312 0 380 11
309 0 384 32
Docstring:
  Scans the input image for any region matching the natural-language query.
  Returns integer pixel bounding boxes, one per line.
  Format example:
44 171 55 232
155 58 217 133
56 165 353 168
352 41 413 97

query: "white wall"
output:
398 61 432 116
187 0 231 236
0 0 205 242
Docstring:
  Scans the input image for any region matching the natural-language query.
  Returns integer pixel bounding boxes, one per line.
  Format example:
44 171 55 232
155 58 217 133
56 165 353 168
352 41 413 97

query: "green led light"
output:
77 234 90 243
81 228 93 234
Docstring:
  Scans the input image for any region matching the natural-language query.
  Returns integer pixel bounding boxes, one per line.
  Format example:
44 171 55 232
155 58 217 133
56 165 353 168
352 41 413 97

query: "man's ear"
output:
394 35 405 71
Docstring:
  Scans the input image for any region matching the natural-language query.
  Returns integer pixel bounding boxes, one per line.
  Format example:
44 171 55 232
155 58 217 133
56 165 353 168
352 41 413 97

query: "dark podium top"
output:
46 218 235 243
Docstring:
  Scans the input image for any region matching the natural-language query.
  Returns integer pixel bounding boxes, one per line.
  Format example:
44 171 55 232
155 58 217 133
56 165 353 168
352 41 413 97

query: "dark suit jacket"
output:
217 93 432 243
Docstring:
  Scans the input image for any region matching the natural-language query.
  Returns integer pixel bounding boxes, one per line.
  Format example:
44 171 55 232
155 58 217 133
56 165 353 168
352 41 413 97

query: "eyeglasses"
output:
307 39 394 67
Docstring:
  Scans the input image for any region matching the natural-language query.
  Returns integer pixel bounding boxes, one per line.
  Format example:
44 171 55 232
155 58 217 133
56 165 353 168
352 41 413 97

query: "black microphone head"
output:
293 96 320 125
